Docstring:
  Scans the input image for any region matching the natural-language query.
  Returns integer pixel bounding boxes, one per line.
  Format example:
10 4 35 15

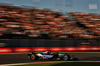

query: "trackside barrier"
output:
0 47 100 53
0 48 12 53
14 47 31 53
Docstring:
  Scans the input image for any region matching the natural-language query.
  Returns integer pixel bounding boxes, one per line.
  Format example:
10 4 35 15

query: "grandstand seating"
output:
69 12 100 38
0 4 99 39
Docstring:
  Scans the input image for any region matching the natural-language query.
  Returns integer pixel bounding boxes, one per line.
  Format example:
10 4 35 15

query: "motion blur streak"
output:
0 47 100 53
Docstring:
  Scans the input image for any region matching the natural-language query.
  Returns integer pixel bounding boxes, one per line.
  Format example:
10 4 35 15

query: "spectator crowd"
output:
0 4 99 39
69 12 100 39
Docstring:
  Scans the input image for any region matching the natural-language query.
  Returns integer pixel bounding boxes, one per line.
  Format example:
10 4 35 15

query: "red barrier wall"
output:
0 47 100 53
0 48 12 53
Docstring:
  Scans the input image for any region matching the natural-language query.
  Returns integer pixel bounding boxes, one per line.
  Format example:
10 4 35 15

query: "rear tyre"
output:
30 54 37 61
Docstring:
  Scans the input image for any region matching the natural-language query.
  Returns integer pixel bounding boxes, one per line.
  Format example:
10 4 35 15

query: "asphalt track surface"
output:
0 53 100 65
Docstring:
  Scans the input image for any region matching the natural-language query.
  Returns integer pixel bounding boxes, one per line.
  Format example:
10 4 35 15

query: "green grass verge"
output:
1 51 100 55
15 62 100 66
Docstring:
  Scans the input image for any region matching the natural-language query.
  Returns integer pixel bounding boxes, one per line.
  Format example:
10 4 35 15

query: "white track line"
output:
0 63 25 66
1 61 100 66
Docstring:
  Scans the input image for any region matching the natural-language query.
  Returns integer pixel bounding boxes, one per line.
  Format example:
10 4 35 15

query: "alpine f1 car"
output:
28 50 78 61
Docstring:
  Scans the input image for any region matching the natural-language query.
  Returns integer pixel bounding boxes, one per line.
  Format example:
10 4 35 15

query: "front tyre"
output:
63 54 69 61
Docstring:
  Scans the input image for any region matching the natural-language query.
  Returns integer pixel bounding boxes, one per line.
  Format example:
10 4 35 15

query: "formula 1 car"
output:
28 50 78 61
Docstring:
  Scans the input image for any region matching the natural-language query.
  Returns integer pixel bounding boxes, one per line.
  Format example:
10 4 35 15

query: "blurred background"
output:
0 0 100 50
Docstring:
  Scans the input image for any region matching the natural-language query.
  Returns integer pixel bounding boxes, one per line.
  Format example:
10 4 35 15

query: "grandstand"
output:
0 4 100 40
69 12 100 37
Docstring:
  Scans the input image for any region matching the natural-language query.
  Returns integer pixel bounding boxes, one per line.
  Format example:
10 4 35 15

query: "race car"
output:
28 50 78 61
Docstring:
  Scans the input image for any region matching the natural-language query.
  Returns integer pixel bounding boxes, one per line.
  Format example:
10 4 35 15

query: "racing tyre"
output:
63 54 69 61
30 54 37 61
